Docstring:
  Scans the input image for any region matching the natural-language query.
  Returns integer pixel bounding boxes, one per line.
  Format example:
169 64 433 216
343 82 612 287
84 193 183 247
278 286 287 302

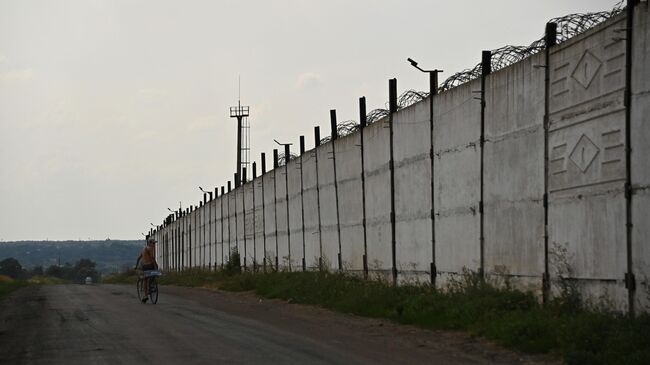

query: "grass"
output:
101 268 650 365
0 275 30 299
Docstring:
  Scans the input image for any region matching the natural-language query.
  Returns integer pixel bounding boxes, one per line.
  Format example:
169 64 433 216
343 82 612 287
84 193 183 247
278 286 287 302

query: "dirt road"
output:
0 284 555 364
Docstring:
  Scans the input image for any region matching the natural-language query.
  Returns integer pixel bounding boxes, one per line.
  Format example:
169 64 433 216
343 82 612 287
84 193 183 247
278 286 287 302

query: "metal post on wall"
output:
261 153 267 272
180 209 185 270
428 71 439 287
221 186 225 269
299 136 307 271
624 0 638 316
359 97 369 279
208 192 214 270
406 58 443 286
314 126 323 271
330 109 343 271
234 173 239 261
543 22 557 304
388 78 398 286
189 207 192 269
203 193 207 268
242 168 248 270
284 144 292 271
227 181 232 259
479 50 491 281
273 149 280 270
252 162 258 271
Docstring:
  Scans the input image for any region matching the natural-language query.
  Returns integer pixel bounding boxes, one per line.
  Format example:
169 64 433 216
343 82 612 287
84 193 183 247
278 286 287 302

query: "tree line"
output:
0 257 100 283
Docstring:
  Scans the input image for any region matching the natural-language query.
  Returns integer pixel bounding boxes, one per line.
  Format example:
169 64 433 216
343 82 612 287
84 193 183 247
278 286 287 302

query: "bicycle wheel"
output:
149 277 158 304
137 278 144 302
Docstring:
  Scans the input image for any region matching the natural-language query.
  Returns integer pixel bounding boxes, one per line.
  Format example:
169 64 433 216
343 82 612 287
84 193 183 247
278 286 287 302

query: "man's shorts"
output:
142 264 155 271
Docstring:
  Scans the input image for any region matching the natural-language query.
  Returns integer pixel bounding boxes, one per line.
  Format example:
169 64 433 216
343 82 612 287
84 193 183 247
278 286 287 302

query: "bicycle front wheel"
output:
137 278 144 302
149 277 158 304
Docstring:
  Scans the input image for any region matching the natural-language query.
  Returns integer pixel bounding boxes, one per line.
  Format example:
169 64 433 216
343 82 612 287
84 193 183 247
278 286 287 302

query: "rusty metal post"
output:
479 50 491 280
273 149 279 270
252 162 257 271
261 153 267 272
314 126 323 271
300 136 306 271
389 78 398 286
284 144 292 271
624 0 637 316
242 167 247 270
359 97 369 279
543 21 557 304
227 181 232 258
330 109 343 271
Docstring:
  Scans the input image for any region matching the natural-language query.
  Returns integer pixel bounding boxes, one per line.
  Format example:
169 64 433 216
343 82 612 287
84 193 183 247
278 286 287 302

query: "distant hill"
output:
0 240 144 274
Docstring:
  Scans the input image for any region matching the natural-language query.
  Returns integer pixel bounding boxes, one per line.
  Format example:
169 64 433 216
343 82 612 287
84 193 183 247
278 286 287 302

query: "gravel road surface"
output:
0 284 557 364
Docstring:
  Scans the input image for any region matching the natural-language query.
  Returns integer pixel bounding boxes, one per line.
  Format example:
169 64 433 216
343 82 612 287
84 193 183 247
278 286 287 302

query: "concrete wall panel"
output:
434 79 481 282
275 165 290 269
243 181 255 268
548 16 628 309
301 150 321 269
484 53 545 290
253 177 265 268
317 142 339 270
215 196 224 268
287 156 305 270
334 133 364 272
363 118 392 274
394 101 432 279
263 171 278 268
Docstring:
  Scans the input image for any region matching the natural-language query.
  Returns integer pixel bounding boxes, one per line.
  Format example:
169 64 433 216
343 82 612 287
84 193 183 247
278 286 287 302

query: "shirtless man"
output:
135 238 158 303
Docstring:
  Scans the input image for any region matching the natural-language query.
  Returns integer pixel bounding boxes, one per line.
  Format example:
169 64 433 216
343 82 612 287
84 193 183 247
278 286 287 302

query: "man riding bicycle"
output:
135 238 158 303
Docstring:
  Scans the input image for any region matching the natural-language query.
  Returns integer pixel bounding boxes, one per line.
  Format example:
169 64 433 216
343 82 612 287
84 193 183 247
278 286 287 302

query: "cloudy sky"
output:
0 0 617 241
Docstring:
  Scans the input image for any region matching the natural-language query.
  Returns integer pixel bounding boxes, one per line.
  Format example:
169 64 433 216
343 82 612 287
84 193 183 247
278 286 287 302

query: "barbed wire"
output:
319 120 361 144
294 2 627 146
278 152 299 166
439 1 625 92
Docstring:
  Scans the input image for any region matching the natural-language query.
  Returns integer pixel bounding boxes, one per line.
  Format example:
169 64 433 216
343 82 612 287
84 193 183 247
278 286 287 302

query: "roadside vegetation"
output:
0 257 98 299
102 251 650 365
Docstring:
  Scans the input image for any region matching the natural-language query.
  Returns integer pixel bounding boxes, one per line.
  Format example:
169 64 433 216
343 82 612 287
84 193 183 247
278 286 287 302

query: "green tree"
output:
0 258 25 279
73 259 99 283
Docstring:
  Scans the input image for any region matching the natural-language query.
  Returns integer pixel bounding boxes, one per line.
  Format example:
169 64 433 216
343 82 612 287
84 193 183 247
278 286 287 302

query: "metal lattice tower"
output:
230 92 250 180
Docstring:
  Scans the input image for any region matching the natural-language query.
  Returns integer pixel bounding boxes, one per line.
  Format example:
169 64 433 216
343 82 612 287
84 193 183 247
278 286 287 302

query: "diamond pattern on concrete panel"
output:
571 50 602 89
569 134 599 173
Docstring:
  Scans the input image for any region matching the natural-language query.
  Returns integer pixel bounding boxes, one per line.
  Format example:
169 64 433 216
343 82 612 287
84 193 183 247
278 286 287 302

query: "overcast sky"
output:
0 0 617 241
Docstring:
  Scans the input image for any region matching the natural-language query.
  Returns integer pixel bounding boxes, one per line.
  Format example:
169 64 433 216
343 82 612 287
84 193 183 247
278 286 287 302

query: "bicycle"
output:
137 270 162 304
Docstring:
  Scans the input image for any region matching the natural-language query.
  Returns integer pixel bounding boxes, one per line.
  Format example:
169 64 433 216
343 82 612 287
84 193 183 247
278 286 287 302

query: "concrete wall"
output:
263 171 278 268
548 15 628 309
362 118 392 276
317 142 339 270
152 6 650 312
253 175 265 268
287 156 305 271
334 133 365 273
394 100 433 281
434 78 481 285
301 149 321 269
243 180 255 268
484 52 545 293
275 163 290 269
